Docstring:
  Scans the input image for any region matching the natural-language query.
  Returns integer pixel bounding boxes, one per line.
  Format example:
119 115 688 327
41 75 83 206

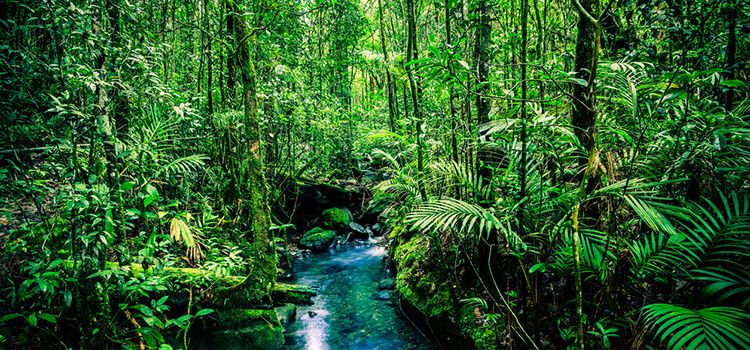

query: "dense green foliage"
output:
1 0 749 348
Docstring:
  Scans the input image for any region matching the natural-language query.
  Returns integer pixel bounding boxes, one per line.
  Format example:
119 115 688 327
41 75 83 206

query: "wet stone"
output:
275 303 297 326
371 290 392 301
377 278 396 291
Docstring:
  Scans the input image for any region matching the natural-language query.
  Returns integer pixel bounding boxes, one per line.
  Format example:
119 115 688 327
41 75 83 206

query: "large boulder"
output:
377 278 396 291
275 303 297 326
347 222 369 240
321 207 353 230
299 227 336 252
393 235 454 319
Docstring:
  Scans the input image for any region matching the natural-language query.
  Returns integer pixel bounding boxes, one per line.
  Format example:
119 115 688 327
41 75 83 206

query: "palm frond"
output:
428 160 483 199
595 178 690 236
627 232 695 282
579 228 615 283
155 154 209 178
372 148 401 170
406 198 500 243
680 192 750 268
691 267 750 307
642 303 750 350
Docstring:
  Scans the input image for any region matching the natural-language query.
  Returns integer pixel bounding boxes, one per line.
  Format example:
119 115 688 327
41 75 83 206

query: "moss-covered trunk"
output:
232 0 277 300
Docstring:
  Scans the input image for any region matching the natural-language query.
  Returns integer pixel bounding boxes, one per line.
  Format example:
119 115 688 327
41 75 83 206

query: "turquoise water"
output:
283 238 434 350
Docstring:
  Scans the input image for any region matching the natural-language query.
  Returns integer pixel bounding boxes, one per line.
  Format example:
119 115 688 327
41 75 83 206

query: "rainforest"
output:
1 0 749 349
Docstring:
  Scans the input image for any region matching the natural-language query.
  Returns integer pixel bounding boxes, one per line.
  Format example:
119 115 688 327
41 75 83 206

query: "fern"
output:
642 304 750 350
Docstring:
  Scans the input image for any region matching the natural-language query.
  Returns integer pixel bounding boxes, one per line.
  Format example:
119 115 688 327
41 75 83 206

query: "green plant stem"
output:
572 203 584 350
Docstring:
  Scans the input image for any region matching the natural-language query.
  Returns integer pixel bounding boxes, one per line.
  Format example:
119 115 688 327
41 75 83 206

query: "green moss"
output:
272 283 316 305
299 227 337 252
458 304 501 349
393 236 453 319
321 207 353 229
274 303 297 326
210 308 284 350
67 261 312 307
388 225 405 240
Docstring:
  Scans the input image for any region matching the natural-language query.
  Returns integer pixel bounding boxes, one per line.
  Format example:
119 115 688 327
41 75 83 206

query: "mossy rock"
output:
206 309 284 350
272 283 316 305
275 303 297 326
393 236 453 319
299 227 337 252
320 207 353 230
377 278 396 291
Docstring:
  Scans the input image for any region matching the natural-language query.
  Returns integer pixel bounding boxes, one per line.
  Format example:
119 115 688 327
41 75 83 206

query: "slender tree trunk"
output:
406 0 426 201
725 0 737 111
231 1 277 299
205 0 214 114
520 0 528 237
572 0 599 172
378 0 396 132
474 0 493 202
475 0 490 126
571 1 600 348
446 0 459 164
403 81 410 121
226 0 236 105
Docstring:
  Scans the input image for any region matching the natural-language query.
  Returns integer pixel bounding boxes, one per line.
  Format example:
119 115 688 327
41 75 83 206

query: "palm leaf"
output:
642 303 750 350
406 198 500 242
691 267 750 307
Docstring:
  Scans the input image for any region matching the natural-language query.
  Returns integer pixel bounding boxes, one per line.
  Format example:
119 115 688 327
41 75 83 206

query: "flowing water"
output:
283 238 434 350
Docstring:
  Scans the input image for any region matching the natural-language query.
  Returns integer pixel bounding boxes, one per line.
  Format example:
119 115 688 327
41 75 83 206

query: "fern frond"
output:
371 148 401 170
681 192 750 268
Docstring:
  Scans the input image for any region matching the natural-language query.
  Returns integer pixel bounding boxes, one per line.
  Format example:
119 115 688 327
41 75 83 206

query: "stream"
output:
283 237 435 350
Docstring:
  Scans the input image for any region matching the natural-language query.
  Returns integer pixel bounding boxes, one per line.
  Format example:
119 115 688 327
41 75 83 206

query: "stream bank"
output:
281 178 498 349
196 177 495 349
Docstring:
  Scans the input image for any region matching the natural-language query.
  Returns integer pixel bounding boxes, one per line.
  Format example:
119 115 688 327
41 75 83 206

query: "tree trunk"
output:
520 0 528 236
446 0 459 164
226 0 236 105
231 1 277 299
378 0 396 132
572 0 599 168
475 0 490 126
571 1 600 347
406 0 426 201
205 0 214 114
725 0 737 111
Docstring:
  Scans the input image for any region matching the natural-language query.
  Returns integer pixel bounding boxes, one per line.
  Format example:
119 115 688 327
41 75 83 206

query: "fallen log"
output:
63 261 315 307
